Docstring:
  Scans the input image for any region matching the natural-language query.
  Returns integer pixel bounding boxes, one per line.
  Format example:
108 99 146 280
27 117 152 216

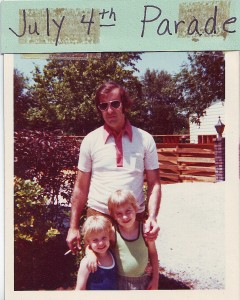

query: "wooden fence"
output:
156 143 216 184
63 136 216 184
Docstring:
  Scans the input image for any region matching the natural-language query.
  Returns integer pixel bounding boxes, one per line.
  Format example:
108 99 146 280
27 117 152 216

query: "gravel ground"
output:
156 181 225 289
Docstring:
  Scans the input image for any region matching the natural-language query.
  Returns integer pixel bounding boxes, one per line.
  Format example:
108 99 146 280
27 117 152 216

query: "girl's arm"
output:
85 245 98 272
75 257 90 290
146 241 159 290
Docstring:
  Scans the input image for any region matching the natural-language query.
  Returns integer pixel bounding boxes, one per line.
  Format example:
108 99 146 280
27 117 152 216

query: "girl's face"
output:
113 203 136 228
88 230 110 255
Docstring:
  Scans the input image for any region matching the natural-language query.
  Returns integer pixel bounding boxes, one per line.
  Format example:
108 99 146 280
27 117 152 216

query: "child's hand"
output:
85 251 98 273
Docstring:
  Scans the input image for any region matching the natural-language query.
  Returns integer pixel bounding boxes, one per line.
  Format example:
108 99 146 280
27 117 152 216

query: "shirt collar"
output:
103 119 132 143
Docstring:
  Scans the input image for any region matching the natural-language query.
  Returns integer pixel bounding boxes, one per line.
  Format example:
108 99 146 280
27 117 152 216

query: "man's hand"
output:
143 217 160 241
66 227 81 253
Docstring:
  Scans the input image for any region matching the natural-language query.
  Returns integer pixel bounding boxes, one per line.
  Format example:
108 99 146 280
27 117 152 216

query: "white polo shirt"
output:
78 123 159 214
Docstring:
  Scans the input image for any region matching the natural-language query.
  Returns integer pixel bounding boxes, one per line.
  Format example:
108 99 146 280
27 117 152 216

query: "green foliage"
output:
14 51 225 134
14 177 77 290
14 176 59 243
139 69 189 134
14 69 31 131
175 51 225 123
45 227 61 242
14 131 85 290
26 53 142 134
14 130 79 206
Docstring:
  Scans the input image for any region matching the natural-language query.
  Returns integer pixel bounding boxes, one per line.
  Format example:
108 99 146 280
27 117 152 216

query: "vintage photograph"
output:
1 0 240 298
12 51 227 292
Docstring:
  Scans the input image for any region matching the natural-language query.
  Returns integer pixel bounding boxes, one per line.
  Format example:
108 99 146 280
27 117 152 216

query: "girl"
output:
108 189 159 290
75 215 117 290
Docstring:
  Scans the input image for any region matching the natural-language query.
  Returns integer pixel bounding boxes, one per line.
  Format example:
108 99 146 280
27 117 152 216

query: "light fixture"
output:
215 116 225 139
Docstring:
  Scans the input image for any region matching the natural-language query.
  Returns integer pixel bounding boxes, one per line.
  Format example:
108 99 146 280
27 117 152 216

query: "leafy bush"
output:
14 131 82 290
14 177 78 290
14 130 80 206
14 177 58 243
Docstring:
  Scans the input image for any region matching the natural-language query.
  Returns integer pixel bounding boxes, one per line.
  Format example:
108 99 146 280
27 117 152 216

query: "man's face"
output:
99 88 125 133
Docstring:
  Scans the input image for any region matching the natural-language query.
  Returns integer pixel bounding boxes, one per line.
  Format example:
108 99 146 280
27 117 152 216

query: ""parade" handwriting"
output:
8 5 237 46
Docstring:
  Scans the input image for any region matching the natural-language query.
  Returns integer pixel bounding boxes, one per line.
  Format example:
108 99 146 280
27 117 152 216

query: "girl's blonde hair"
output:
108 189 139 217
82 215 112 244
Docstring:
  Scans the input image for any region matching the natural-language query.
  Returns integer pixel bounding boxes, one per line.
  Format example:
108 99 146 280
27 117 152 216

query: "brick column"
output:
214 138 225 181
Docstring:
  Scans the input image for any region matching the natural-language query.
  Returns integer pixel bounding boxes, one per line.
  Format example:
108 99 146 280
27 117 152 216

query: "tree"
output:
14 69 31 131
175 51 225 124
139 69 188 134
26 53 142 134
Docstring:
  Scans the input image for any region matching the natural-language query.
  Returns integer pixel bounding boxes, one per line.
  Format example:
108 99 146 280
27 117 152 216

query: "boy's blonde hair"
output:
82 215 112 244
108 189 139 217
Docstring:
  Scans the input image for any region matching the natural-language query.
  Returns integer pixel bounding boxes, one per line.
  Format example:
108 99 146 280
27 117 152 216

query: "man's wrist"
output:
69 226 79 231
148 214 157 220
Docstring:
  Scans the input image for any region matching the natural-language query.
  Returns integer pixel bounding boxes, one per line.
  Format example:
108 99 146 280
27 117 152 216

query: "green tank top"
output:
114 222 148 277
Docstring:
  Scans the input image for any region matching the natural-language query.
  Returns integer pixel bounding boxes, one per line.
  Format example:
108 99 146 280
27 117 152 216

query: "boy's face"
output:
88 230 110 255
113 203 136 228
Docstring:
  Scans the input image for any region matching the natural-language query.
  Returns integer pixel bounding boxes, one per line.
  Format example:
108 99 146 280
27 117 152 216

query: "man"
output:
66 81 161 252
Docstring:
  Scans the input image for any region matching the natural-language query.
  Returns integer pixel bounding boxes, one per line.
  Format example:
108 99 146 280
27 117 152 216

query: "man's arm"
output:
144 169 161 240
66 170 91 252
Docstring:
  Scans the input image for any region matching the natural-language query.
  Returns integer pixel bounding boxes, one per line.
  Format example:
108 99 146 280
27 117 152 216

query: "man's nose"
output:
106 105 114 113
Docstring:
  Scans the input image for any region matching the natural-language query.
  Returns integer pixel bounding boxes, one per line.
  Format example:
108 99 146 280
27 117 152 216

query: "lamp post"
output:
214 116 225 181
215 116 225 140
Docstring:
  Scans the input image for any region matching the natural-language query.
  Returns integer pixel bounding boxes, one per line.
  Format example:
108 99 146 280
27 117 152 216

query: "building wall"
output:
189 100 225 143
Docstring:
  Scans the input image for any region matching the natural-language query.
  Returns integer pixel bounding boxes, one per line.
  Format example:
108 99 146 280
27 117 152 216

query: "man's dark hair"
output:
95 81 132 112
